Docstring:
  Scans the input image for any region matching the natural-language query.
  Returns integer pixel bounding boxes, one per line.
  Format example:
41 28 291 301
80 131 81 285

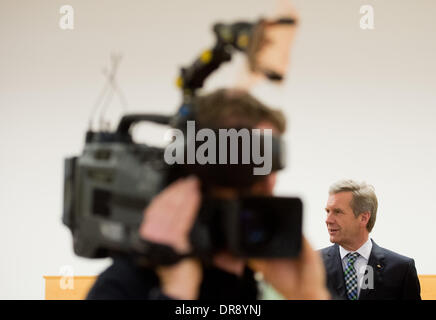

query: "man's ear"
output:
264 173 277 194
360 212 371 227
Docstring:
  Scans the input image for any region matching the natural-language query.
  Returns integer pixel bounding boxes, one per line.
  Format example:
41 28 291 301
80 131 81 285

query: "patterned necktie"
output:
344 252 360 300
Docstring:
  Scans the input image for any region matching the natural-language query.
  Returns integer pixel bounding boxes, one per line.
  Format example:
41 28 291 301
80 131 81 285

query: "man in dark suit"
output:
321 179 421 300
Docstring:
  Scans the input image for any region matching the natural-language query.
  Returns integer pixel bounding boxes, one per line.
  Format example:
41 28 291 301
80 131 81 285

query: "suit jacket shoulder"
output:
374 243 414 265
320 244 336 259
366 241 421 300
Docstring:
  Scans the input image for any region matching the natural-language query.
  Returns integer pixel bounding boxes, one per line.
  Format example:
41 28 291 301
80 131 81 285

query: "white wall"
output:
1 0 435 299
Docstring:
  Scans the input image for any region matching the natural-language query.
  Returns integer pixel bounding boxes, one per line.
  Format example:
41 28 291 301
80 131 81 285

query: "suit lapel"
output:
325 244 347 299
359 239 385 300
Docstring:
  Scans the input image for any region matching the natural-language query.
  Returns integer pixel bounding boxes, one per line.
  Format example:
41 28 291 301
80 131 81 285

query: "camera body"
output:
63 130 167 260
63 115 303 266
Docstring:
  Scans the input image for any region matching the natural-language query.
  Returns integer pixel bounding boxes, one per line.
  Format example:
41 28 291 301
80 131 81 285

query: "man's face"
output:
325 191 362 247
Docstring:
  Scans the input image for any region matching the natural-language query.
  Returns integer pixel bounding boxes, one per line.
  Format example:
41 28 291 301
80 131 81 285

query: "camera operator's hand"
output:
249 237 330 300
139 176 202 299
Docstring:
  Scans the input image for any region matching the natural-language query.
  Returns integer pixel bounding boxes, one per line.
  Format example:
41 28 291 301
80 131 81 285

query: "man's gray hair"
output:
329 179 378 232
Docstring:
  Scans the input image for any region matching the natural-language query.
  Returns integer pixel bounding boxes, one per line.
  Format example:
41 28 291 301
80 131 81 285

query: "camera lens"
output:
240 209 272 247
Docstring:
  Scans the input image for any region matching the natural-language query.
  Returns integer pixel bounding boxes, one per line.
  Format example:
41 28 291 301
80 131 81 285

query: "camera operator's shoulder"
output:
86 255 160 300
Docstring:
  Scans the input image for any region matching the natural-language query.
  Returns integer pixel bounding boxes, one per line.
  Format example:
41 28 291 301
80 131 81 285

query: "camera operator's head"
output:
139 87 289 284
193 88 287 197
194 88 286 134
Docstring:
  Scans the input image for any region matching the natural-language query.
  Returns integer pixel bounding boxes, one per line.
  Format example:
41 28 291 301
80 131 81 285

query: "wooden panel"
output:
44 276 96 300
44 275 436 300
419 275 436 300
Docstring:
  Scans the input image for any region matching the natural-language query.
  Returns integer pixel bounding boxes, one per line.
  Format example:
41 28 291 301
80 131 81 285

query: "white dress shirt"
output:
339 238 373 298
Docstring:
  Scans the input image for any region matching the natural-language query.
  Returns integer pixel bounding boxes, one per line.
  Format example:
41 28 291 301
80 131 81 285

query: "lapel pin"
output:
377 264 382 269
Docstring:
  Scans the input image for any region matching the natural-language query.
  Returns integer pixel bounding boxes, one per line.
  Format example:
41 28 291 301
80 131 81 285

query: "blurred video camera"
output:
63 16 302 266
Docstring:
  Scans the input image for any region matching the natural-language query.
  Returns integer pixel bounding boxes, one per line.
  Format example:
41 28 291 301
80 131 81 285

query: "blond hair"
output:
329 179 378 232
